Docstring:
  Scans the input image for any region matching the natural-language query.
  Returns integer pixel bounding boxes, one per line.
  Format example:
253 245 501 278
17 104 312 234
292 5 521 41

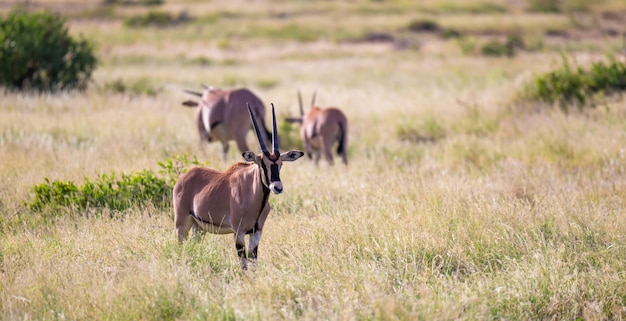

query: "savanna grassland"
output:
1 0 626 320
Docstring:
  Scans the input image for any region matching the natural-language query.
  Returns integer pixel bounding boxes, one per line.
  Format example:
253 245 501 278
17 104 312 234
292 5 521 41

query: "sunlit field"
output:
1 0 626 320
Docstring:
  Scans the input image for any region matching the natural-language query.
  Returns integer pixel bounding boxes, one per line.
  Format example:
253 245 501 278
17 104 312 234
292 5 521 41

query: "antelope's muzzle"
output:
269 181 283 194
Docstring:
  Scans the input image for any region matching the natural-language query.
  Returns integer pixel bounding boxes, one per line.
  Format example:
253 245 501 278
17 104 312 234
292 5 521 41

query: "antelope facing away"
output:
182 86 272 160
173 103 304 269
286 91 348 166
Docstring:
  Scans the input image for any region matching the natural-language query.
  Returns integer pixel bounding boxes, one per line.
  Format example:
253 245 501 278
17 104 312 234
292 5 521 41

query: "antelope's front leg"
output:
247 228 263 263
234 232 248 270
248 205 269 266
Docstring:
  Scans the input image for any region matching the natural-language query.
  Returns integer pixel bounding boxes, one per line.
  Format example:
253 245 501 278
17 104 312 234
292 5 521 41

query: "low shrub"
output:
124 11 189 28
103 0 163 5
527 57 626 106
407 19 440 33
396 117 445 144
441 28 462 39
278 119 302 151
104 78 161 96
480 35 524 57
481 39 515 57
424 2 507 14
27 154 207 214
527 0 560 13
28 171 169 213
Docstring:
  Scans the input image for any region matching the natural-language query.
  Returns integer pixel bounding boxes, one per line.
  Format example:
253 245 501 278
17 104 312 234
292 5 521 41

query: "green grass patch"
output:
396 116 445 144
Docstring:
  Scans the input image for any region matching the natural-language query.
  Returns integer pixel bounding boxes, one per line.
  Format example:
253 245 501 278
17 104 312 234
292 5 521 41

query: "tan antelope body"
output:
182 86 272 159
173 104 303 269
287 91 348 166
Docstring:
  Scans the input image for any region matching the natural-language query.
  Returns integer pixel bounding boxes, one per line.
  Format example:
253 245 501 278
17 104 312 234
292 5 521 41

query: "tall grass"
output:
1 0 626 320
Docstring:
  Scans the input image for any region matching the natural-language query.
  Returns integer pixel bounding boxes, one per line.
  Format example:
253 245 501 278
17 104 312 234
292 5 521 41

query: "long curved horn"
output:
183 89 203 97
271 103 279 154
298 90 304 117
311 90 317 108
247 103 269 154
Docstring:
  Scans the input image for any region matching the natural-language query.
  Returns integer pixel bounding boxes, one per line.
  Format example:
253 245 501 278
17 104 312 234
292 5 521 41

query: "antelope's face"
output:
305 106 322 120
243 151 304 194
202 88 226 104
245 102 304 194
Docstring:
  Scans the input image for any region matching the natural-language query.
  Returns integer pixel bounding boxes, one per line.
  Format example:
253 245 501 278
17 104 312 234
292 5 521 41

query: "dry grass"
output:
1 0 626 320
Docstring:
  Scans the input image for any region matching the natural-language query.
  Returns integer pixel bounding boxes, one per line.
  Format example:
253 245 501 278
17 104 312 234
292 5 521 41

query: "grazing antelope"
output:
286 91 348 166
173 103 304 269
182 86 272 160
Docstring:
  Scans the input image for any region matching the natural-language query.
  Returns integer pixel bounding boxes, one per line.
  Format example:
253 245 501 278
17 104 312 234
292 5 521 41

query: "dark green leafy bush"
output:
278 119 303 151
481 39 515 57
527 0 560 13
528 57 626 106
407 19 440 33
103 0 164 5
441 28 462 39
0 11 97 91
124 11 189 28
28 171 169 212
104 77 161 96
27 154 207 214
480 35 524 57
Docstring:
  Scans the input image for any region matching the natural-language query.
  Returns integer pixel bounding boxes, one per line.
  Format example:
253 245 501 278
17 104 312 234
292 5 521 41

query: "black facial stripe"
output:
270 164 280 182
260 161 270 187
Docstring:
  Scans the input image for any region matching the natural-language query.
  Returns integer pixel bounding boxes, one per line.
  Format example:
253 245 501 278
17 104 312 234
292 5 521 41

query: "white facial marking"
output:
269 181 283 194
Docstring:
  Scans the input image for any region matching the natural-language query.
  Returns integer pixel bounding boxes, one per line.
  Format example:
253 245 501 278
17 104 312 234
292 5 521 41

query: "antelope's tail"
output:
336 121 346 156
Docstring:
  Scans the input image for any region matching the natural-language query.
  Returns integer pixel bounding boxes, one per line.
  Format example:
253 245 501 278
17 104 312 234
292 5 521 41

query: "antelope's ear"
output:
281 150 304 162
242 151 257 162
182 100 199 107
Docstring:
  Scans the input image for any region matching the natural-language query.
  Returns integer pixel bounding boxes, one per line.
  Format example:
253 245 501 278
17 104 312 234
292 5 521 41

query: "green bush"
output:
481 40 515 57
124 11 187 28
103 0 163 5
407 19 440 33
527 0 560 13
278 119 303 151
479 35 524 57
458 36 478 55
441 28 462 39
0 11 97 91
104 77 161 96
27 154 207 214
527 57 626 106
28 171 170 212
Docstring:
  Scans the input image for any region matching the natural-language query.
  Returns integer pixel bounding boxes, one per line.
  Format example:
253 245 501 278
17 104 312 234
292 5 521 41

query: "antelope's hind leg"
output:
320 136 335 166
175 210 195 242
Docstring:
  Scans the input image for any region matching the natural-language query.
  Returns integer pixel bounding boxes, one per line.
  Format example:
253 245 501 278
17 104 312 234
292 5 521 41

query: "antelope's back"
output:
173 167 224 204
